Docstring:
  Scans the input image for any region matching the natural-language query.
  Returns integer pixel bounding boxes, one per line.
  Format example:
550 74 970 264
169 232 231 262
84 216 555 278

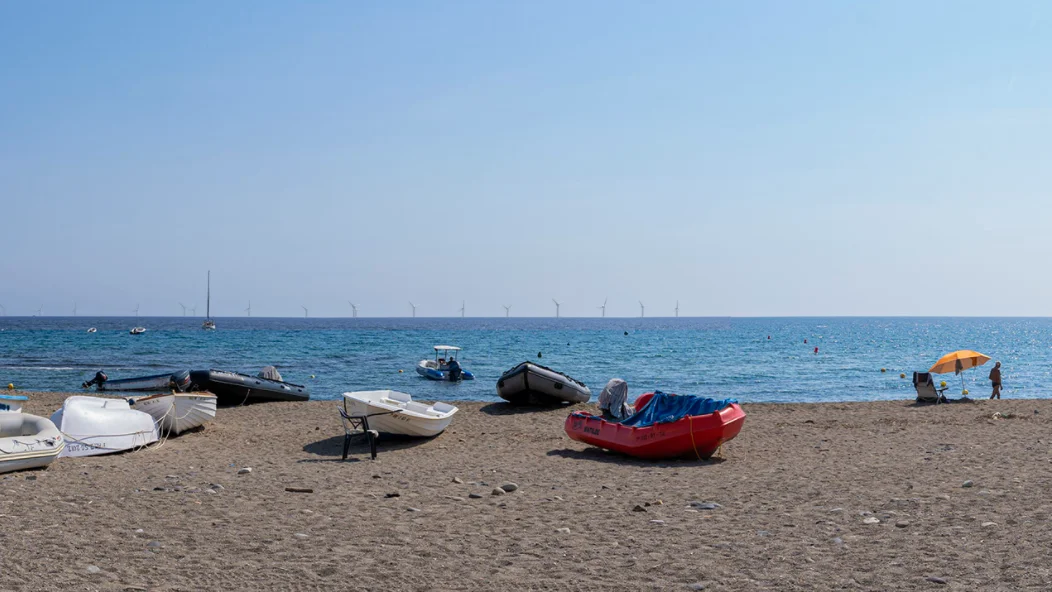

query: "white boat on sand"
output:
342 391 457 437
0 413 64 474
50 396 158 457
131 392 217 436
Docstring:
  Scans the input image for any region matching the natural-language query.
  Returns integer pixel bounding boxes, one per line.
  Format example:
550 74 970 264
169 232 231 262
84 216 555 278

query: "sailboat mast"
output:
207 270 211 319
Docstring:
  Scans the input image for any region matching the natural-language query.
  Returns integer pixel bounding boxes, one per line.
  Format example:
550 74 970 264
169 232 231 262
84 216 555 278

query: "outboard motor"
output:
447 359 463 382
82 370 108 389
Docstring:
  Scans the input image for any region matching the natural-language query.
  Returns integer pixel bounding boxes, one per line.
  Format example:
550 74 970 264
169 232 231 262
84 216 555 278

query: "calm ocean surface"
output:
1 317 1049 403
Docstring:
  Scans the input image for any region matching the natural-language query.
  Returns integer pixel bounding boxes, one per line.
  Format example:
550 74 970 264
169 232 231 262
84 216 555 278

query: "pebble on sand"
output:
294 533 309 539
237 468 252 475
649 520 665 525
499 482 518 493
925 576 948 585
468 493 483 499
689 501 721 510
86 565 101 574
491 488 506 496
452 477 464 484
962 480 974 488
981 521 997 528
632 505 648 512
555 527 571 534
385 492 400 498
863 517 880 524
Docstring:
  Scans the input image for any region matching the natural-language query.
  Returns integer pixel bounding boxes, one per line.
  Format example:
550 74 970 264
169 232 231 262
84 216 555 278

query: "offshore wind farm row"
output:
0 299 683 318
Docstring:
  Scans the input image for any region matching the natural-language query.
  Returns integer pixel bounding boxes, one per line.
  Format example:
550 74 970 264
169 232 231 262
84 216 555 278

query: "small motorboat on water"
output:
497 362 591 405
82 370 192 392
0 412 64 474
87 327 97 333
130 327 146 335
189 368 309 405
342 390 457 437
50 396 158 457
565 391 745 460
416 346 474 382
131 392 217 435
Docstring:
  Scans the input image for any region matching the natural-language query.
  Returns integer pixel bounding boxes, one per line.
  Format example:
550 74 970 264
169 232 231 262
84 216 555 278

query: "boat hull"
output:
51 396 158 457
0 394 27 413
96 370 192 393
189 370 309 404
497 362 591 404
342 390 457 437
0 413 64 474
564 402 746 460
132 392 217 435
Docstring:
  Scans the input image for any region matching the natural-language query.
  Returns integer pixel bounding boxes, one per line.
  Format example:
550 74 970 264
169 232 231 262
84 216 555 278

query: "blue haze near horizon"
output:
1 317 1047 404
3 2 1052 317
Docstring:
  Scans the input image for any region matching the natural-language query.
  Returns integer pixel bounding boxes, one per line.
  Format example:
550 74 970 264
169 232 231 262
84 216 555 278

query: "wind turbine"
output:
35 305 43 317
134 304 139 319
598 298 607 318
189 305 197 316
245 301 251 317
639 301 645 318
552 299 561 318
179 303 187 317
675 300 680 318
409 302 417 318
502 304 511 318
0 304 5 316
301 305 308 318
459 301 465 318
348 301 358 318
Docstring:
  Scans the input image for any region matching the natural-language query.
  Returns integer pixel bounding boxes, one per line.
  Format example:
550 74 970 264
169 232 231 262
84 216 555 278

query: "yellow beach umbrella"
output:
929 350 991 375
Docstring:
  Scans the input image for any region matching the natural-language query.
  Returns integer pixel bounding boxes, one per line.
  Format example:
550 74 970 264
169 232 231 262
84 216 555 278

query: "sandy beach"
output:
3 393 1051 591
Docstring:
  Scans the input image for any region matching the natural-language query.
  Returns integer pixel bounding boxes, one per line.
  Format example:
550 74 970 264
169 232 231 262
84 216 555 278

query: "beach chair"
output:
913 372 948 404
337 405 380 460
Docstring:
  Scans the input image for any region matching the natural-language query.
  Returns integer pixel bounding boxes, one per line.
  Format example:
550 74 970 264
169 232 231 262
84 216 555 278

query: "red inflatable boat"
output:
564 392 746 460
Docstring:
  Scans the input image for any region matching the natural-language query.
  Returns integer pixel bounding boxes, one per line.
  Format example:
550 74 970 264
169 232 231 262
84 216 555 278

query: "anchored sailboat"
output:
202 271 216 330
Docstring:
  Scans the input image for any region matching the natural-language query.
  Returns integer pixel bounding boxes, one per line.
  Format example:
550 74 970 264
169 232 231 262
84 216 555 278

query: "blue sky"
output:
1 1 1050 317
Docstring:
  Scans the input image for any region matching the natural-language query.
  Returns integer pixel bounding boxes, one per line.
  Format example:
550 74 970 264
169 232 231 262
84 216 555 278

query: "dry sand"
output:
2 392 1052 591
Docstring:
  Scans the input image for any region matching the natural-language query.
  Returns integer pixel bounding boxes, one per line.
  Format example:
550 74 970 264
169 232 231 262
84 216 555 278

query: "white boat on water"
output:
131 392 217 435
130 327 146 335
0 412 64 474
50 396 158 457
87 327 97 333
342 390 457 437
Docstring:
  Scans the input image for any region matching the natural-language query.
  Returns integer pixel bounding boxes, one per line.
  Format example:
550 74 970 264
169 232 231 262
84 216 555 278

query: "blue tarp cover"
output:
618 391 736 427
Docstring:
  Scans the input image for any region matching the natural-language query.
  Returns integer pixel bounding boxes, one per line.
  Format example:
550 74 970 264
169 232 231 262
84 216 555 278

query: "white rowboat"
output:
0 413 64 474
342 390 457 437
131 392 217 435
50 396 158 457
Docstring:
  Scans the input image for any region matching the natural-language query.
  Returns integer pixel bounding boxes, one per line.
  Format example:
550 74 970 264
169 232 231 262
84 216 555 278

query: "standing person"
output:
989 361 1002 399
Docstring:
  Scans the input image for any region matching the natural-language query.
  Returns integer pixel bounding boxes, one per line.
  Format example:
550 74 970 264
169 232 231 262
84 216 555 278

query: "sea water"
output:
0 317 1048 403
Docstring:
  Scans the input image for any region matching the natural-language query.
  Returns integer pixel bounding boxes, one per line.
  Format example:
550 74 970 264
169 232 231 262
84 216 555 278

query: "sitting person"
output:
597 378 633 421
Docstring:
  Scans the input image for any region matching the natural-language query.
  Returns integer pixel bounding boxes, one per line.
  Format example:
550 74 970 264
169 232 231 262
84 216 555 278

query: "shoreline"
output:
3 393 1050 590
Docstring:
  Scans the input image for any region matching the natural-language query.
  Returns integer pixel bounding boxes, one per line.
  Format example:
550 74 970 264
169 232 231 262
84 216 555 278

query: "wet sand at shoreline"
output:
3 392 1051 591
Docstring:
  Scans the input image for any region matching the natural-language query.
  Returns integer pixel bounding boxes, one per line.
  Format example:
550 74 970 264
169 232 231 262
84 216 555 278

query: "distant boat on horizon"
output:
202 271 216 331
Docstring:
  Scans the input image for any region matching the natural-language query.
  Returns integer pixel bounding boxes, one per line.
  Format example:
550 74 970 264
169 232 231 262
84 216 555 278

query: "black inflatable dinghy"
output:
189 369 309 404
